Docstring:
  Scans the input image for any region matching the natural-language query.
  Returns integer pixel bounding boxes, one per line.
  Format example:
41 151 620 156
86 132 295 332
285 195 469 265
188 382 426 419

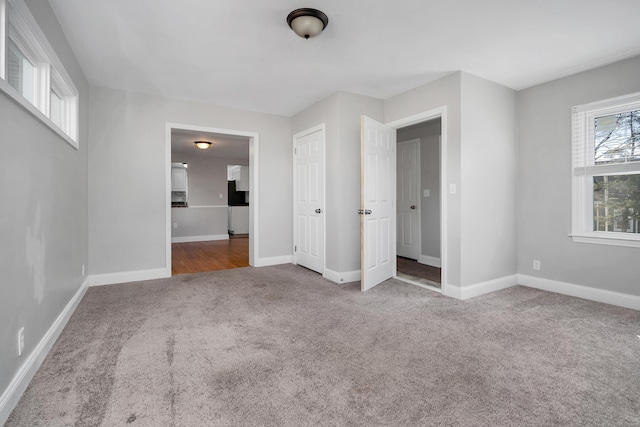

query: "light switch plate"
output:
449 184 457 195
423 189 430 197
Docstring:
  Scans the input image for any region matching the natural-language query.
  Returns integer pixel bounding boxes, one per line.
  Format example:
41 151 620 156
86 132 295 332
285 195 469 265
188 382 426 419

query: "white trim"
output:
570 232 640 248
518 274 640 311
176 205 229 208
324 268 361 284
445 274 518 300
394 275 442 293
166 123 259 275
292 124 326 275
171 234 229 243
0 277 89 426
254 255 293 267
418 255 441 268
88 268 168 287
387 107 448 296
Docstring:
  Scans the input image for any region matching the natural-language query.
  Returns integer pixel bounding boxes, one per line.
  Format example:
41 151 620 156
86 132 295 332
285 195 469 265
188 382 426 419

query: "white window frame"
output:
0 0 78 148
571 91 640 248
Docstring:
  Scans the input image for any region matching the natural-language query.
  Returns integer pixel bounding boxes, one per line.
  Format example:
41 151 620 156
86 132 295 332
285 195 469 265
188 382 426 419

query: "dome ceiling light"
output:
194 141 212 150
287 8 329 39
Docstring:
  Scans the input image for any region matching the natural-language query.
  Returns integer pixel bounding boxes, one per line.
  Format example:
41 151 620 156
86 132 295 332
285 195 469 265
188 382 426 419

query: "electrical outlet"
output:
18 327 25 357
219 193 223 199
423 189 430 197
533 260 541 271
173 223 177 229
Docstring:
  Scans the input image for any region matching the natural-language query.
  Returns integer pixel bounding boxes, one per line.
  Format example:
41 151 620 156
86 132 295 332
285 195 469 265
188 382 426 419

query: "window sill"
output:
0 78 78 150
569 233 640 248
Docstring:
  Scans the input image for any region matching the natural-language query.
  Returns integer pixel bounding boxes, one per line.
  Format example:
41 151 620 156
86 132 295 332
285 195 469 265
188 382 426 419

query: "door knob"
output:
315 208 322 213
410 205 416 210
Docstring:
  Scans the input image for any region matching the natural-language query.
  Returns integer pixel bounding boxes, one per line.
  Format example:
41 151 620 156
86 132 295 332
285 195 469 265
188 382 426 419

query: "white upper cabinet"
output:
171 164 187 192
236 166 249 191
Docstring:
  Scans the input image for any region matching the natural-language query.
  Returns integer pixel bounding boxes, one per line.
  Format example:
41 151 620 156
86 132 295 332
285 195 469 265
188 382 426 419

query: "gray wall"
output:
170 153 247 239
517 55 640 296
0 0 89 409
292 91 384 274
171 207 228 238
89 87 292 274
172 152 247 207
460 72 517 286
171 151 249 206
398 119 442 260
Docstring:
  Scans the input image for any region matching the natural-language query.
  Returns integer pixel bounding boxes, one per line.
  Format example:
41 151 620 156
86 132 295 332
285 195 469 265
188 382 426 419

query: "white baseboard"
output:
445 274 518 300
88 268 169 287
324 268 361 284
171 234 229 243
253 255 293 267
518 274 640 311
418 255 441 268
0 278 89 426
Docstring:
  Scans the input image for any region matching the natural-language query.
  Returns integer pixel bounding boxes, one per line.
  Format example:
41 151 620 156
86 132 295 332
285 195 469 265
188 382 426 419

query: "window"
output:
0 0 79 147
7 38 36 105
571 92 640 247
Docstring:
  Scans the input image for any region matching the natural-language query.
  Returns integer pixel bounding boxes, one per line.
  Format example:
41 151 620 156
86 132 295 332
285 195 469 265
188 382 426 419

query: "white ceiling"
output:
171 129 249 160
49 0 640 117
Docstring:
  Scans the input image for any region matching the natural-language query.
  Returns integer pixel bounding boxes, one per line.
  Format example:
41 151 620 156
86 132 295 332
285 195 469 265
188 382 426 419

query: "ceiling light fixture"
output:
194 141 212 150
287 8 329 39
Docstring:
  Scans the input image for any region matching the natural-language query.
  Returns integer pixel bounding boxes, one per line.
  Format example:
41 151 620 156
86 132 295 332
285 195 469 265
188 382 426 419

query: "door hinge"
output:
294 148 297 154
295 245 297 252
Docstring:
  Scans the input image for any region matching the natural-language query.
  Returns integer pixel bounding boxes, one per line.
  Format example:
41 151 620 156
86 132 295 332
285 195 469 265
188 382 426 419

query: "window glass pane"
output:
593 174 640 233
594 111 640 165
50 90 63 128
7 38 36 105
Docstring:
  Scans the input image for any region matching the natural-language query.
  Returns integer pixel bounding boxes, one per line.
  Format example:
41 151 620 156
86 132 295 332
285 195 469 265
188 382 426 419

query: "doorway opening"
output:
395 119 442 291
165 123 259 276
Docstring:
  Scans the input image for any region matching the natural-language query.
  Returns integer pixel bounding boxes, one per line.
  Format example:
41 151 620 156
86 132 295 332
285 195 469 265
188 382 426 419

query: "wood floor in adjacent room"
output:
172 236 248 275
396 256 441 288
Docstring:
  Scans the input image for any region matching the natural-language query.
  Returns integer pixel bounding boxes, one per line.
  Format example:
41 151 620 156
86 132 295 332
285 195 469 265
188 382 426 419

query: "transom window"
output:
571 92 640 247
0 0 79 147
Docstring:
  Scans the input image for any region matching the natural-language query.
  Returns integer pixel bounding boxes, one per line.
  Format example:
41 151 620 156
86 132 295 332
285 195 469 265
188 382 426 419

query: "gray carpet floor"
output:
6 264 640 426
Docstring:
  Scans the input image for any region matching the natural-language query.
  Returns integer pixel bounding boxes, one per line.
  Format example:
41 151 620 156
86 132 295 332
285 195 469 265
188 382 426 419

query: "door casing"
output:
165 123 259 275
387 107 448 295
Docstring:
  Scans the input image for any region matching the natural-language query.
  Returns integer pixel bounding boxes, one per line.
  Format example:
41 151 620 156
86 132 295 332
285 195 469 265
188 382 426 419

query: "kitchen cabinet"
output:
228 165 249 191
236 166 249 191
171 164 187 192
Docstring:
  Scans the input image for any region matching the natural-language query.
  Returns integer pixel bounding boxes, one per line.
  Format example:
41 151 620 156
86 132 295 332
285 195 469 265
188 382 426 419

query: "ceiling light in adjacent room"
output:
287 8 329 39
194 141 212 150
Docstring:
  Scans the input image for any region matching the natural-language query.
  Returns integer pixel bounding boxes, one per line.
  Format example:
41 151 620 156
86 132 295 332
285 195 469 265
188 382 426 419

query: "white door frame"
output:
165 123 259 275
292 124 326 275
396 138 421 260
387 107 448 295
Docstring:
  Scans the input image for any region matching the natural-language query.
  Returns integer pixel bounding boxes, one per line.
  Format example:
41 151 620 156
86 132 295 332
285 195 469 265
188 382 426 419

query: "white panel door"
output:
361 116 395 291
397 140 419 260
294 128 325 274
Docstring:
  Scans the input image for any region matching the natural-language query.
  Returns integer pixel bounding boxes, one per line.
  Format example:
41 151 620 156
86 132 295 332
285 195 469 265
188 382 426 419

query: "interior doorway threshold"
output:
395 272 442 293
